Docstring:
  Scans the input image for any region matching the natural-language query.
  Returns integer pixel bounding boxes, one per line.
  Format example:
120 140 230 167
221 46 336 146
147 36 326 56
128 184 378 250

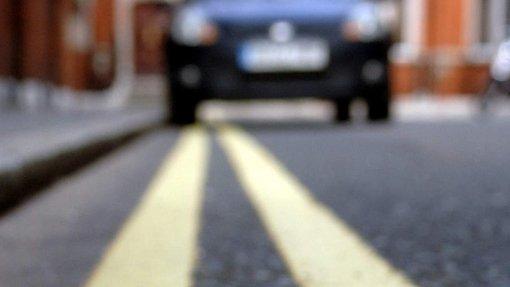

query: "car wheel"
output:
366 86 390 122
167 82 199 126
334 98 351 122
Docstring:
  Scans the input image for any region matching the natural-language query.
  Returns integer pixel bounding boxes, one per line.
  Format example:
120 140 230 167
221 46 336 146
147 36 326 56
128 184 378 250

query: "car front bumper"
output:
166 37 391 100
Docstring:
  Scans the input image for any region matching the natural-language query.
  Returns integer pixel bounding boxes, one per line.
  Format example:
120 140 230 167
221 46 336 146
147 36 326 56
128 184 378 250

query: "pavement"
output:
201 96 510 123
0 108 164 212
2 117 510 286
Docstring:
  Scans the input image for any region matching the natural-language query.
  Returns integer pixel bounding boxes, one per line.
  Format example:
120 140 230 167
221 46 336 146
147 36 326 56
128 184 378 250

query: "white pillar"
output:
402 0 425 47
391 0 425 63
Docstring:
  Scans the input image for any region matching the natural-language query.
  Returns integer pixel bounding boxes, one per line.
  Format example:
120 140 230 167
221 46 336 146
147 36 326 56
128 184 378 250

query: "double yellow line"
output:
85 126 416 287
85 127 208 287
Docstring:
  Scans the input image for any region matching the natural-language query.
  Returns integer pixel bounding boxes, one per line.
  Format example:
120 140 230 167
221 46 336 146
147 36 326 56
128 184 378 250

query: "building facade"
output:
0 0 116 105
2 0 508 107
392 0 510 96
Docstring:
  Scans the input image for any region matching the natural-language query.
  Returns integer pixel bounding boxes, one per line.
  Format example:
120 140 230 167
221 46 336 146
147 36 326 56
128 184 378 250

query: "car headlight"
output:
171 8 219 47
342 2 391 42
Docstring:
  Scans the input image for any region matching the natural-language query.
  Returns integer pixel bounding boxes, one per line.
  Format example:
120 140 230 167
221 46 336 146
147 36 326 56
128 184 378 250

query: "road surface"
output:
2 120 510 287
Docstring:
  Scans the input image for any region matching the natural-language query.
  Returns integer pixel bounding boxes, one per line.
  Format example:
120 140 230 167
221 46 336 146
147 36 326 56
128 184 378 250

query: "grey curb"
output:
0 111 165 214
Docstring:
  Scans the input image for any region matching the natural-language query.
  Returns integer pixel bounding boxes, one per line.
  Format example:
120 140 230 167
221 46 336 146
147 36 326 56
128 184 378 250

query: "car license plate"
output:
238 39 330 73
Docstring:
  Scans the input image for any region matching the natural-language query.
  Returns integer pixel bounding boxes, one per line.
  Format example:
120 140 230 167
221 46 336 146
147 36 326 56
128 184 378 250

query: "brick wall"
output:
19 0 53 82
90 0 115 89
391 0 492 97
134 3 173 75
0 0 18 79
1 0 116 91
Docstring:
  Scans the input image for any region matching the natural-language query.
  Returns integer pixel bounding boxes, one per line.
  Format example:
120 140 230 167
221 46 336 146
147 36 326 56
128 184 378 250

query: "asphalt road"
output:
2 119 510 286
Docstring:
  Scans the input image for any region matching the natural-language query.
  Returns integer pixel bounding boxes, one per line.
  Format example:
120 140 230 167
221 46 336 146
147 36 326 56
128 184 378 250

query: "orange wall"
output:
90 0 115 89
58 1 90 90
424 0 466 49
0 0 17 78
20 0 52 81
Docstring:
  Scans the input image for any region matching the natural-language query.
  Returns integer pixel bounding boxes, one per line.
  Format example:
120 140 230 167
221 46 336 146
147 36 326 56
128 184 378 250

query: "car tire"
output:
366 86 390 122
167 82 199 126
334 98 351 122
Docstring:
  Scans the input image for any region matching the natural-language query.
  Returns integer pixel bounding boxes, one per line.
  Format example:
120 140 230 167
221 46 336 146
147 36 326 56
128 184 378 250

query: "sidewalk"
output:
200 96 510 122
0 108 164 213
394 96 510 121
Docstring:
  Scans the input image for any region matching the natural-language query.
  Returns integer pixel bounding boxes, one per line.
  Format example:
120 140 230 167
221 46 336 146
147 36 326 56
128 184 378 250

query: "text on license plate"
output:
238 39 330 73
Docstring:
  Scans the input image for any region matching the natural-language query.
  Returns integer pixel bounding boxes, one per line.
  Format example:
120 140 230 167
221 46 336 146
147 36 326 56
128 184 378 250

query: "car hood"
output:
191 0 359 24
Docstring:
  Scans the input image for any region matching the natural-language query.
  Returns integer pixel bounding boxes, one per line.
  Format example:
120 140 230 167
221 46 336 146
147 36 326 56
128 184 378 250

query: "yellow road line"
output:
85 127 209 287
218 126 416 287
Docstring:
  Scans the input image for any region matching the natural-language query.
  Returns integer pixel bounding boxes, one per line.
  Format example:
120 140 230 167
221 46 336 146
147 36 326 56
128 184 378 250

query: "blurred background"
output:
4 2 510 286
0 0 508 111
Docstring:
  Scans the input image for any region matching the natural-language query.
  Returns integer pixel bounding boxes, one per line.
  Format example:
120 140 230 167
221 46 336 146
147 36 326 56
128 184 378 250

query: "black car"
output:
166 0 394 124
